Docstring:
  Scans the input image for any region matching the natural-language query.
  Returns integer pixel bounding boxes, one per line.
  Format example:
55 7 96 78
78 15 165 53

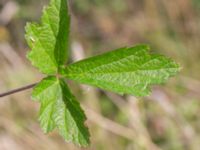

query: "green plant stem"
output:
0 83 37 98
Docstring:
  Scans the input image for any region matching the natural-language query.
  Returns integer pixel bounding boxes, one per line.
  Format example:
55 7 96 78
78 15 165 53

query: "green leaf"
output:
62 45 180 96
32 76 90 146
25 0 70 74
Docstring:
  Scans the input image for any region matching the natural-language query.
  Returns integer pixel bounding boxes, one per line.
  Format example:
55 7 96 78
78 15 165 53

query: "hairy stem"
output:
0 83 37 98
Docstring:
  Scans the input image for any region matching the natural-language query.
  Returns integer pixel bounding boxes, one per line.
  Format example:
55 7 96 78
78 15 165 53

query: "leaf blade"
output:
32 76 58 133
54 79 90 146
25 0 70 74
62 45 180 96
31 76 90 146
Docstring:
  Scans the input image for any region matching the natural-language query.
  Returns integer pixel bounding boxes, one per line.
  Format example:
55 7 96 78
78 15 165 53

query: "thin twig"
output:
0 83 37 98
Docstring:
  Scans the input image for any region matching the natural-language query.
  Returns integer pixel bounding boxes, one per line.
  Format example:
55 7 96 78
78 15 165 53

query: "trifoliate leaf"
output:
32 76 90 146
62 45 180 96
25 0 70 74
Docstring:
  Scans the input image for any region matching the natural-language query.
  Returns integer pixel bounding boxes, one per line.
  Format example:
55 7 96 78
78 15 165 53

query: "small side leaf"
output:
25 0 70 74
32 77 90 146
32 77 59 133
62 45 180 96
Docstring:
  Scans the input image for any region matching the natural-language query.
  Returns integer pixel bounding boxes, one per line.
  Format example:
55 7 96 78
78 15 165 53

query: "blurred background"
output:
0 0 200 149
